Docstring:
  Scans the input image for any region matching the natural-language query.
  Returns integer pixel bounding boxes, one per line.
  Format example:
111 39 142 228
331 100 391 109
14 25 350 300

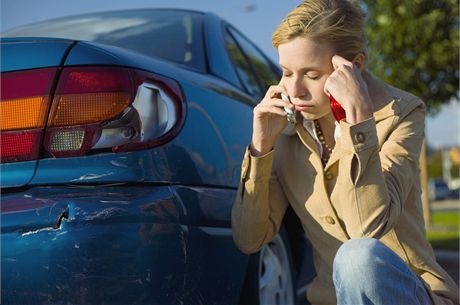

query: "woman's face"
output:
278 37 334 121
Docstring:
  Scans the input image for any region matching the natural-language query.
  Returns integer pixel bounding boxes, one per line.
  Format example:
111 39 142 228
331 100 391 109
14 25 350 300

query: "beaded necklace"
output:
314 120 333 166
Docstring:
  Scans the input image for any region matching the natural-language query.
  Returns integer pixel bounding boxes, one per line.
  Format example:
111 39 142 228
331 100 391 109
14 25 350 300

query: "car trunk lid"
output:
1 38 74 187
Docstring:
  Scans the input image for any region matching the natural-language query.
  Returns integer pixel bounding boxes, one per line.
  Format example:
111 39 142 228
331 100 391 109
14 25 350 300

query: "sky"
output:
1 0 459 149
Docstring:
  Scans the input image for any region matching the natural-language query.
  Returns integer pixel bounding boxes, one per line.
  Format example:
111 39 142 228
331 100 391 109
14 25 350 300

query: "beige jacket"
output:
231 85 459 305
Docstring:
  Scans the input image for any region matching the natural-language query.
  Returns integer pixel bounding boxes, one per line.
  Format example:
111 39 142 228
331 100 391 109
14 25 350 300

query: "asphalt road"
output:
431 199 460 211
431 199 459 285
435 250 459 285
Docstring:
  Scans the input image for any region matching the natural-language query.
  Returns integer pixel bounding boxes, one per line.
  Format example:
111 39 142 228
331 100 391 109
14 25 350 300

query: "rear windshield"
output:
3 9 206 72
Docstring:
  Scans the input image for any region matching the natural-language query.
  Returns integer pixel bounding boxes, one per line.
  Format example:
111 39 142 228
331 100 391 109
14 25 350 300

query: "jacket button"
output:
325 216 335 224
354 132 365 143
325 171 333 180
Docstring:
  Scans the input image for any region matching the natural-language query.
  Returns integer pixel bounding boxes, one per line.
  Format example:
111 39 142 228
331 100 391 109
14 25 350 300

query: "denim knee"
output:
333 238 382 284
332 238 434 305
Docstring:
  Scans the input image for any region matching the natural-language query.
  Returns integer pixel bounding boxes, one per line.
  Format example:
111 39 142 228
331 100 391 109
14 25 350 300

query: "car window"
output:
227 27 280 91
3 10 206 72
224 29 263 97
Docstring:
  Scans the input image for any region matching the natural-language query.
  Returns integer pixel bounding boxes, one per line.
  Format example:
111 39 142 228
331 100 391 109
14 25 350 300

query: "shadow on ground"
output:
435 250 459 285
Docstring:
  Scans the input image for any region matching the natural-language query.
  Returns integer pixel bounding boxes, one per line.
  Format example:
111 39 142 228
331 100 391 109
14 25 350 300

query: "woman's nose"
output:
286 77 307 99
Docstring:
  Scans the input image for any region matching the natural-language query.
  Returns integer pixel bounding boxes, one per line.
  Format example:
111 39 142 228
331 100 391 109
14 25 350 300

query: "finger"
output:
270 97 294 109
266 85 288 99
257 104 289 117
323 77 331 96
255 108 287 120
264 106 289 117
324 69 348 96
324 72 339 96
331 54 353 70
260 94 293 108
267 85 285 95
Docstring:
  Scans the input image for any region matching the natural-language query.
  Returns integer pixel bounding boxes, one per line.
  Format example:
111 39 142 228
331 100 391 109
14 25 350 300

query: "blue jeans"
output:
333 238 433 305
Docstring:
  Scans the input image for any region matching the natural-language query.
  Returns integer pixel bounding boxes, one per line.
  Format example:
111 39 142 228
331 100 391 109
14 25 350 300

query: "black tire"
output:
239 226 296 305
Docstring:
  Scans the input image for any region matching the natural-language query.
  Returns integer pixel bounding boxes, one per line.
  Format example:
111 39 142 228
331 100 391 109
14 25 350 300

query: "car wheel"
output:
239 227 296 305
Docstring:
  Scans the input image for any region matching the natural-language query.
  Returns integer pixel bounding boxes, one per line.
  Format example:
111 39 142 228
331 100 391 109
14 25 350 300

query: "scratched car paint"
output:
1 9 314 305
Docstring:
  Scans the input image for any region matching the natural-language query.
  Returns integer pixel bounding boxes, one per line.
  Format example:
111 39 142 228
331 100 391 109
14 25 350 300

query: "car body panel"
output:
1 39 73 187
29 83 252 188
0 161 39 188
27 40 253 188
64 41 126 66
1 185 248 305
0 38 73 72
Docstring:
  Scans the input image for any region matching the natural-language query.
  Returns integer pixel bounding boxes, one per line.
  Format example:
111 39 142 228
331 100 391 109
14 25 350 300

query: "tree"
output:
427 148 459 179
364 0 459 113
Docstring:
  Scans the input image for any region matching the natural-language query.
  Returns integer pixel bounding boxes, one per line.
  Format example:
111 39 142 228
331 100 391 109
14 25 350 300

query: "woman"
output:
231 1 459 304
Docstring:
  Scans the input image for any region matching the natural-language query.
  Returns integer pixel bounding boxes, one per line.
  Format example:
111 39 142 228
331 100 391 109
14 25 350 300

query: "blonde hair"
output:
272 0 366 60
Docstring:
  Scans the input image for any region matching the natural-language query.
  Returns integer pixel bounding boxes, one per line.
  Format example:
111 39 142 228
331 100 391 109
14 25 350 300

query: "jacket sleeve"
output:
336 100 426 238
231 147 289 254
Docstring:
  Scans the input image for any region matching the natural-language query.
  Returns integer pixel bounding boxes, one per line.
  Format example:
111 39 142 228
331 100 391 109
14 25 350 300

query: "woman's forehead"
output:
278 37 334 70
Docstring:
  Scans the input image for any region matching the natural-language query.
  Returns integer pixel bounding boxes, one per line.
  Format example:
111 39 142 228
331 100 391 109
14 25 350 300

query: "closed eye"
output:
306 74 320 80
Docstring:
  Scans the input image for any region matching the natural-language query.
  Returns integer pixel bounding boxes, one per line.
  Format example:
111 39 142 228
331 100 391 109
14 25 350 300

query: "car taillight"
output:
1 66 184 163
1 68 58 163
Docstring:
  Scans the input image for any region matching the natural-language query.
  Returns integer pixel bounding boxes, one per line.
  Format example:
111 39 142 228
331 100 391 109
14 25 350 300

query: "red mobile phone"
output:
329 95 346 122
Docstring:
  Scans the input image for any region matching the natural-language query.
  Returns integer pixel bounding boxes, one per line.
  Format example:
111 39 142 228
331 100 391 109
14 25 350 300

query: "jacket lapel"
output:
295 123 321 156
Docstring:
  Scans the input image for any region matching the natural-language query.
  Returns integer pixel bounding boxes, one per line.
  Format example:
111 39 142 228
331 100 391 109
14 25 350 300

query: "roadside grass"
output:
426 210 459 251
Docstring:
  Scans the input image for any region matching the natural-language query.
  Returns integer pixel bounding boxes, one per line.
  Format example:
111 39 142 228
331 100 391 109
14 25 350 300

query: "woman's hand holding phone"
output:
250 85 294 156
281 93 297 124
329 94 347 122
324 55 373 124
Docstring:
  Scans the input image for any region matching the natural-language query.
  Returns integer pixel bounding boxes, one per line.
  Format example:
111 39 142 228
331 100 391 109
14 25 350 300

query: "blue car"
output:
1 9 314 305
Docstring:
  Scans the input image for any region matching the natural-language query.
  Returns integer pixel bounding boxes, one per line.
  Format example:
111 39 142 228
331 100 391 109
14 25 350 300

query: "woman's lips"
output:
294 104 313 112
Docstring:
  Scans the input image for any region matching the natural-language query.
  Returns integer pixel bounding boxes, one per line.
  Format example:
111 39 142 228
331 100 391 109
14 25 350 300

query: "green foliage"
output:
428 150 444 178
364 0 459 113
452 163 460 178
426 211 459 250
427 149 460 178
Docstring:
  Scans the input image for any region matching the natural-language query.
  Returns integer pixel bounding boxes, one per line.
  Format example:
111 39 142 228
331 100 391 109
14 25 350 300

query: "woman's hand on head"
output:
250 85 293 156
324 55 373 124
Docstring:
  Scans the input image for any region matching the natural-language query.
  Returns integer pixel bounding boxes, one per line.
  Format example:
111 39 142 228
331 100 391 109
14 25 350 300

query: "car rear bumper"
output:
1 184 248 305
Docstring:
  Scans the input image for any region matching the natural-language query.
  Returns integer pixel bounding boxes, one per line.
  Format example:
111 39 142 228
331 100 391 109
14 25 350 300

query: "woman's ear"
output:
352 53 365 72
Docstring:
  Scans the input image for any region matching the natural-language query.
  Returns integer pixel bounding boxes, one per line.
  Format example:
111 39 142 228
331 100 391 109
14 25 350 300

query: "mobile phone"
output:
329 95 346 122
281 93 296 124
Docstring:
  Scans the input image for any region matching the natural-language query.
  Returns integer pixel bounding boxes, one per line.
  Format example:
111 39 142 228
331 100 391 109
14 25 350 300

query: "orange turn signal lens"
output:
1 96 50 131
48 92 131 126
0 68 57 163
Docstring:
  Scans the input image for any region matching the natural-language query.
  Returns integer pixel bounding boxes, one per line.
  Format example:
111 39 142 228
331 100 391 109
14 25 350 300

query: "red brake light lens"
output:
48 67 134 127
1 66 184 162
1 130 43 160
0 68 57 163
44 67 184 158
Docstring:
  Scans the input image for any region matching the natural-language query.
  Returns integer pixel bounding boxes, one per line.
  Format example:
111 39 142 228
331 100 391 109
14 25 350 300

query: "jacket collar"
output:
373 97 400 122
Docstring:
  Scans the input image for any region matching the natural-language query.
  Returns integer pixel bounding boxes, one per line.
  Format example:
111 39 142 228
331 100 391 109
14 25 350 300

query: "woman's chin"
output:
299 112 317 121
299 109 332 121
